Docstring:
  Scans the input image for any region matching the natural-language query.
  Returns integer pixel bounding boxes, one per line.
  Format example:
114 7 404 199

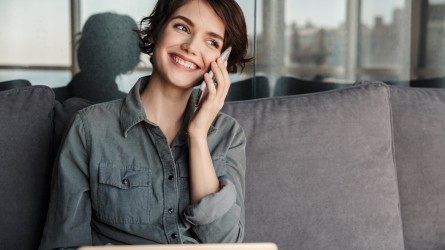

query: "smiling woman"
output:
137 0 251 74
144 1 227 90
38 0 251 249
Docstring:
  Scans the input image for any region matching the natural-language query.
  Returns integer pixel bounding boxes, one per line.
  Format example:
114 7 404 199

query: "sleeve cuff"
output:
183 178 236 226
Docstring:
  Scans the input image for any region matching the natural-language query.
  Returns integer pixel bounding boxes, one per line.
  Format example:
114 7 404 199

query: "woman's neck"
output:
140 75 192 144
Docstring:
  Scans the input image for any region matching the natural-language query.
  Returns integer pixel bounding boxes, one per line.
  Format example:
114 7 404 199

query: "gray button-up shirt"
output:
39 76 246 249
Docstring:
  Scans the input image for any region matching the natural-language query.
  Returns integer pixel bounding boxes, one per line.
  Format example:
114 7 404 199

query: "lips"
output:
171 54 199 70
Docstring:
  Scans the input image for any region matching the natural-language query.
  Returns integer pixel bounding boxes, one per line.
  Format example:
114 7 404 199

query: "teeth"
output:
174 56 197 70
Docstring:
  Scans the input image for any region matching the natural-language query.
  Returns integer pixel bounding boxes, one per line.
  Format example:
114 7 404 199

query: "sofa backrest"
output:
222 82 405 250
5 83 445 250
389 86 445 249
0 86 55 250
0 86 93 250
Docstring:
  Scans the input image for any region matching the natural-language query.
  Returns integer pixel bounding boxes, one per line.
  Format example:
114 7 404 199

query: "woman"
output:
39 0 250 248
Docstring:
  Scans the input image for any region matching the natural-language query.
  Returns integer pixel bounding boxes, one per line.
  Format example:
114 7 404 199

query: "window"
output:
0 0 71 86
2 1 445 97
0 0 255 92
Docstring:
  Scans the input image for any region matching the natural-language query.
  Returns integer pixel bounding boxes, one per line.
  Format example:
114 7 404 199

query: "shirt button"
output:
168 175 174 180
171 233 177 239
168 208 174 214
121 179 129 185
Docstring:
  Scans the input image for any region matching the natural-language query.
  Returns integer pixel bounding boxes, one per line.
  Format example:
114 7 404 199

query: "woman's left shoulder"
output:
208 112 246 151
212 112 244 134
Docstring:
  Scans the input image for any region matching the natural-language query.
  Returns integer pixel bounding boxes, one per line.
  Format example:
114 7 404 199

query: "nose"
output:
180 36 198 55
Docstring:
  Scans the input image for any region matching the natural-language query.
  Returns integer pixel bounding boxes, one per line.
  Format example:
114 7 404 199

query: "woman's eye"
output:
175 24 188 32
207 40 219 48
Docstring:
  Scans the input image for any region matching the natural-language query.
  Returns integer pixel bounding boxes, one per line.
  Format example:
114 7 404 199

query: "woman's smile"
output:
171 53 200 71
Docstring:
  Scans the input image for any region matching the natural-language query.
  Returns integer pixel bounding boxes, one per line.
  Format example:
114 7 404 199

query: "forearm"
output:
184 115 247 243
188 134 220 204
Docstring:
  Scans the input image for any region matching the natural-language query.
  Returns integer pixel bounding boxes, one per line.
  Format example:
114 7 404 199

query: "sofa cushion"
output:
0 86 55 250
222 82 404 250
53 97 94 155
390 86 445 249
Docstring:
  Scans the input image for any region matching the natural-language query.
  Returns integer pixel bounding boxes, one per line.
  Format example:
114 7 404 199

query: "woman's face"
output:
152 0 225 89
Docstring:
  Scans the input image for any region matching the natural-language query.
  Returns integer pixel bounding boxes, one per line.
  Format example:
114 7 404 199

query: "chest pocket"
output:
97 164 151 224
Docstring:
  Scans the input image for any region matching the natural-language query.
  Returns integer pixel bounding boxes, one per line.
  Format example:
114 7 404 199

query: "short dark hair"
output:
137 0 252 73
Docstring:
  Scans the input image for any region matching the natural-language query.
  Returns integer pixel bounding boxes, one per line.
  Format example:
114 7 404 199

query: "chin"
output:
171 74 201 89
170 78 196 89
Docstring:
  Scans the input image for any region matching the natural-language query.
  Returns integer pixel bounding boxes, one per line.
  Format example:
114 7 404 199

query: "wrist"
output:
187 124 207 139
187 130 208 144
187 131 207 140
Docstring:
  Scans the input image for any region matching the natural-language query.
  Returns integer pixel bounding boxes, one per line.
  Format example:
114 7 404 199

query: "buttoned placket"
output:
147 125 182 244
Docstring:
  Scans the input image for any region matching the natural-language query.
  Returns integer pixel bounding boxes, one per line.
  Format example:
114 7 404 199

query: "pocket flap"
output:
99 166 150 189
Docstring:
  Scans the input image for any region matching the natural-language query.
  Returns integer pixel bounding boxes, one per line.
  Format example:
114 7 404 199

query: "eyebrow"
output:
171 15 225 42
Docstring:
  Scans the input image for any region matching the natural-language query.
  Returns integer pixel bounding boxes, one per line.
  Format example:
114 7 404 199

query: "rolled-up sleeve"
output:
183 120 246 243
39 114 92 250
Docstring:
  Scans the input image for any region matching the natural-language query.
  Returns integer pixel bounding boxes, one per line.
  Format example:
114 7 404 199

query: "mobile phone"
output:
195 46 232 107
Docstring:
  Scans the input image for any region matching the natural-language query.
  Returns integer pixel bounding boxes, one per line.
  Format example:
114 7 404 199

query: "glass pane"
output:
0 0 70 67
360 0 409 81
425 0 445 75
256 0 347 97
285 0 346 71
78 0 155 93
0 0 70 87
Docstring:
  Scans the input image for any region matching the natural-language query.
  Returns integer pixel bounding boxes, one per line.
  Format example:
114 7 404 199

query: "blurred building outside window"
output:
424 0 445 77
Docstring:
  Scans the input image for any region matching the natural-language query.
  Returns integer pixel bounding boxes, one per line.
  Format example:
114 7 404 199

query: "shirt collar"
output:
120 76 216 143
120 76 149 138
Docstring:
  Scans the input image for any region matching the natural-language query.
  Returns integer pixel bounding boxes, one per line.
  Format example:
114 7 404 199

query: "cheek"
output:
203 53 220 70
156 28 180 48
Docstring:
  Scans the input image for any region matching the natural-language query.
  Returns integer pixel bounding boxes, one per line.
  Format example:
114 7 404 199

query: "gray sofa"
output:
1 81 444 250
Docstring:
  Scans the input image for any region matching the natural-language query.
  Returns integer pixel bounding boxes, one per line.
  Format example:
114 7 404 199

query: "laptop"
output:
78 242 278 250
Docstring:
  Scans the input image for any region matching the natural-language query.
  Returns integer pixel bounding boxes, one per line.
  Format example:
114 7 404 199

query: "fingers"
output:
200 56 230 112
209 58 230 104
191 58 230 136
